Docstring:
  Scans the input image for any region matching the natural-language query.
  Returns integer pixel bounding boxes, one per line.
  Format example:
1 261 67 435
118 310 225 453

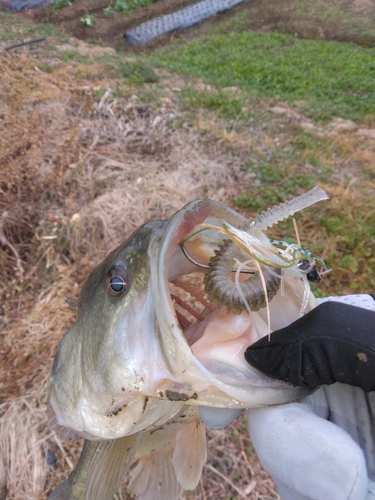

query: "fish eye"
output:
106 268 128 296
109 276 126 293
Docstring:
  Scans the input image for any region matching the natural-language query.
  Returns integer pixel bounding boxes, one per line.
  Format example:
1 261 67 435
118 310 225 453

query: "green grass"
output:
228 126 375 295
151 30 375 122
233 130 335 208
233 162 316 211
39 64 56 73
0 13 57 43
60 50 90 64
112 0 159 14
179 86 250 120
51 0 72 11
118 61 159 84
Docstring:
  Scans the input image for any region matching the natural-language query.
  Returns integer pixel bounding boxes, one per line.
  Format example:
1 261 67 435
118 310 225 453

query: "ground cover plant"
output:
112 0 159 14
1 1 375 499
151 30 375 122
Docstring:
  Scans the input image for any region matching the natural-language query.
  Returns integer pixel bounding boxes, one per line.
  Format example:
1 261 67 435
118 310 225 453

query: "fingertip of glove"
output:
244 339 322 389
244 341 294 383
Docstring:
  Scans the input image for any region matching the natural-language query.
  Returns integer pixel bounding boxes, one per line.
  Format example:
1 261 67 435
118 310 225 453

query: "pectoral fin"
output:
48 434 140 500
128 450 181 500
172 419 207 490
85 433 141 500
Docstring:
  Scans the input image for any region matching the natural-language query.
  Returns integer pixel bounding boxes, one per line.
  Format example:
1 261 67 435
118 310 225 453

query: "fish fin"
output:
47 440 98 500
128 451 181 500
85 433 140 500
47 479 76 500
48 403 81 440
172 420 207 490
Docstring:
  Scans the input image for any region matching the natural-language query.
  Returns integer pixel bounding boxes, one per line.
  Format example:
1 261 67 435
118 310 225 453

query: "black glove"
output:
245 300 375 391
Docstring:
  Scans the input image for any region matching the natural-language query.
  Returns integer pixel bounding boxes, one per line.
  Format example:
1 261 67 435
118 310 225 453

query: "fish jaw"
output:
49 221 188 439
128 405 207 498
47 406 206 500
49 199 316 440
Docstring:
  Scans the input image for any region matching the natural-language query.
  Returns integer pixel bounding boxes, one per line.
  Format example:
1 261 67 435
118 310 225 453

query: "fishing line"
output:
180 242 256 275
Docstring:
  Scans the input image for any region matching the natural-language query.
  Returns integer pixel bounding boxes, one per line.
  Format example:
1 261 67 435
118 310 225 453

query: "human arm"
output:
245 294 375 500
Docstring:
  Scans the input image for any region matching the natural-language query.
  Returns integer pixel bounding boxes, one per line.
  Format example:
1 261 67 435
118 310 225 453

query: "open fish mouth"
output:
49 188 328 440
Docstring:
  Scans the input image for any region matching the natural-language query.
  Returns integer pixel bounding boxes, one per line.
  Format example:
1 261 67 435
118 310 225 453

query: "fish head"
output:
49 198 320 440
49 219 181 439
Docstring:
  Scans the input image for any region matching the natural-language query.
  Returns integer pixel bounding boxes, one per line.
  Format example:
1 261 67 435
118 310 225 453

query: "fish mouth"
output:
152 199 317 408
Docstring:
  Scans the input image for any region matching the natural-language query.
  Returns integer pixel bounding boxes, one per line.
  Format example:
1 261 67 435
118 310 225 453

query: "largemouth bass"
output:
48 189 328 500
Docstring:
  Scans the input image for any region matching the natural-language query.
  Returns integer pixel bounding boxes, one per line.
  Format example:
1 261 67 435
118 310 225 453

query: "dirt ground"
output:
1 1 375 499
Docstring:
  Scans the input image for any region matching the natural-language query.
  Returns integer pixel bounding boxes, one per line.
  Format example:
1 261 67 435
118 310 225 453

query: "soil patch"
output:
12 0 375 52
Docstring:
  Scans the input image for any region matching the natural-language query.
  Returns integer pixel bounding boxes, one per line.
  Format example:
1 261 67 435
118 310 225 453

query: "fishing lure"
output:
203 238 281 314
269 240 329 282
182 187 329 315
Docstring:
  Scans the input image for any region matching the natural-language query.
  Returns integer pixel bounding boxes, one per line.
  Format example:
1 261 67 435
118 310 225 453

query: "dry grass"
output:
1 32 375 499
0 49 277 500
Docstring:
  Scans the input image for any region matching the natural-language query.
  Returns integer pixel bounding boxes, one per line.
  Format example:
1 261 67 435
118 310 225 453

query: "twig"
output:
4 37 46 51
199 476 207 500
292 217 301 248
52 432 74 470
204 463 248 499
97 88 112 111
0 211 24 276
241 449 255 477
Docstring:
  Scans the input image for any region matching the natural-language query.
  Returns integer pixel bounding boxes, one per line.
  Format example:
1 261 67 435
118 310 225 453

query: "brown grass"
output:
1 28 375 498
0 49 278 500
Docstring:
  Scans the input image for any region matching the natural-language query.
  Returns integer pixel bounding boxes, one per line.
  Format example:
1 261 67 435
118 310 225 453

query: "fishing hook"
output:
180 242 256 275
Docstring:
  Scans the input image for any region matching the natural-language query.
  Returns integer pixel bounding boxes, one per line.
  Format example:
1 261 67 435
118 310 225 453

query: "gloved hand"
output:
244 294 375 500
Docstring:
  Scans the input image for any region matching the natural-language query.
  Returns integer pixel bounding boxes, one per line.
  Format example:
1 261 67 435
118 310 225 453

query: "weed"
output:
361 164 375 181
94 89 107 102
310 284 330 298
36 214 73 258
51 0 71 11
103 5 114 16
238 154 317 210
253 162 286 183
113 0 159 15
25 23 57 37
246 446 254 456
137 86 161 103
234 186 280 210
215 9 248 34
228 429 238 443
339 255 358 272
80 13 96 28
